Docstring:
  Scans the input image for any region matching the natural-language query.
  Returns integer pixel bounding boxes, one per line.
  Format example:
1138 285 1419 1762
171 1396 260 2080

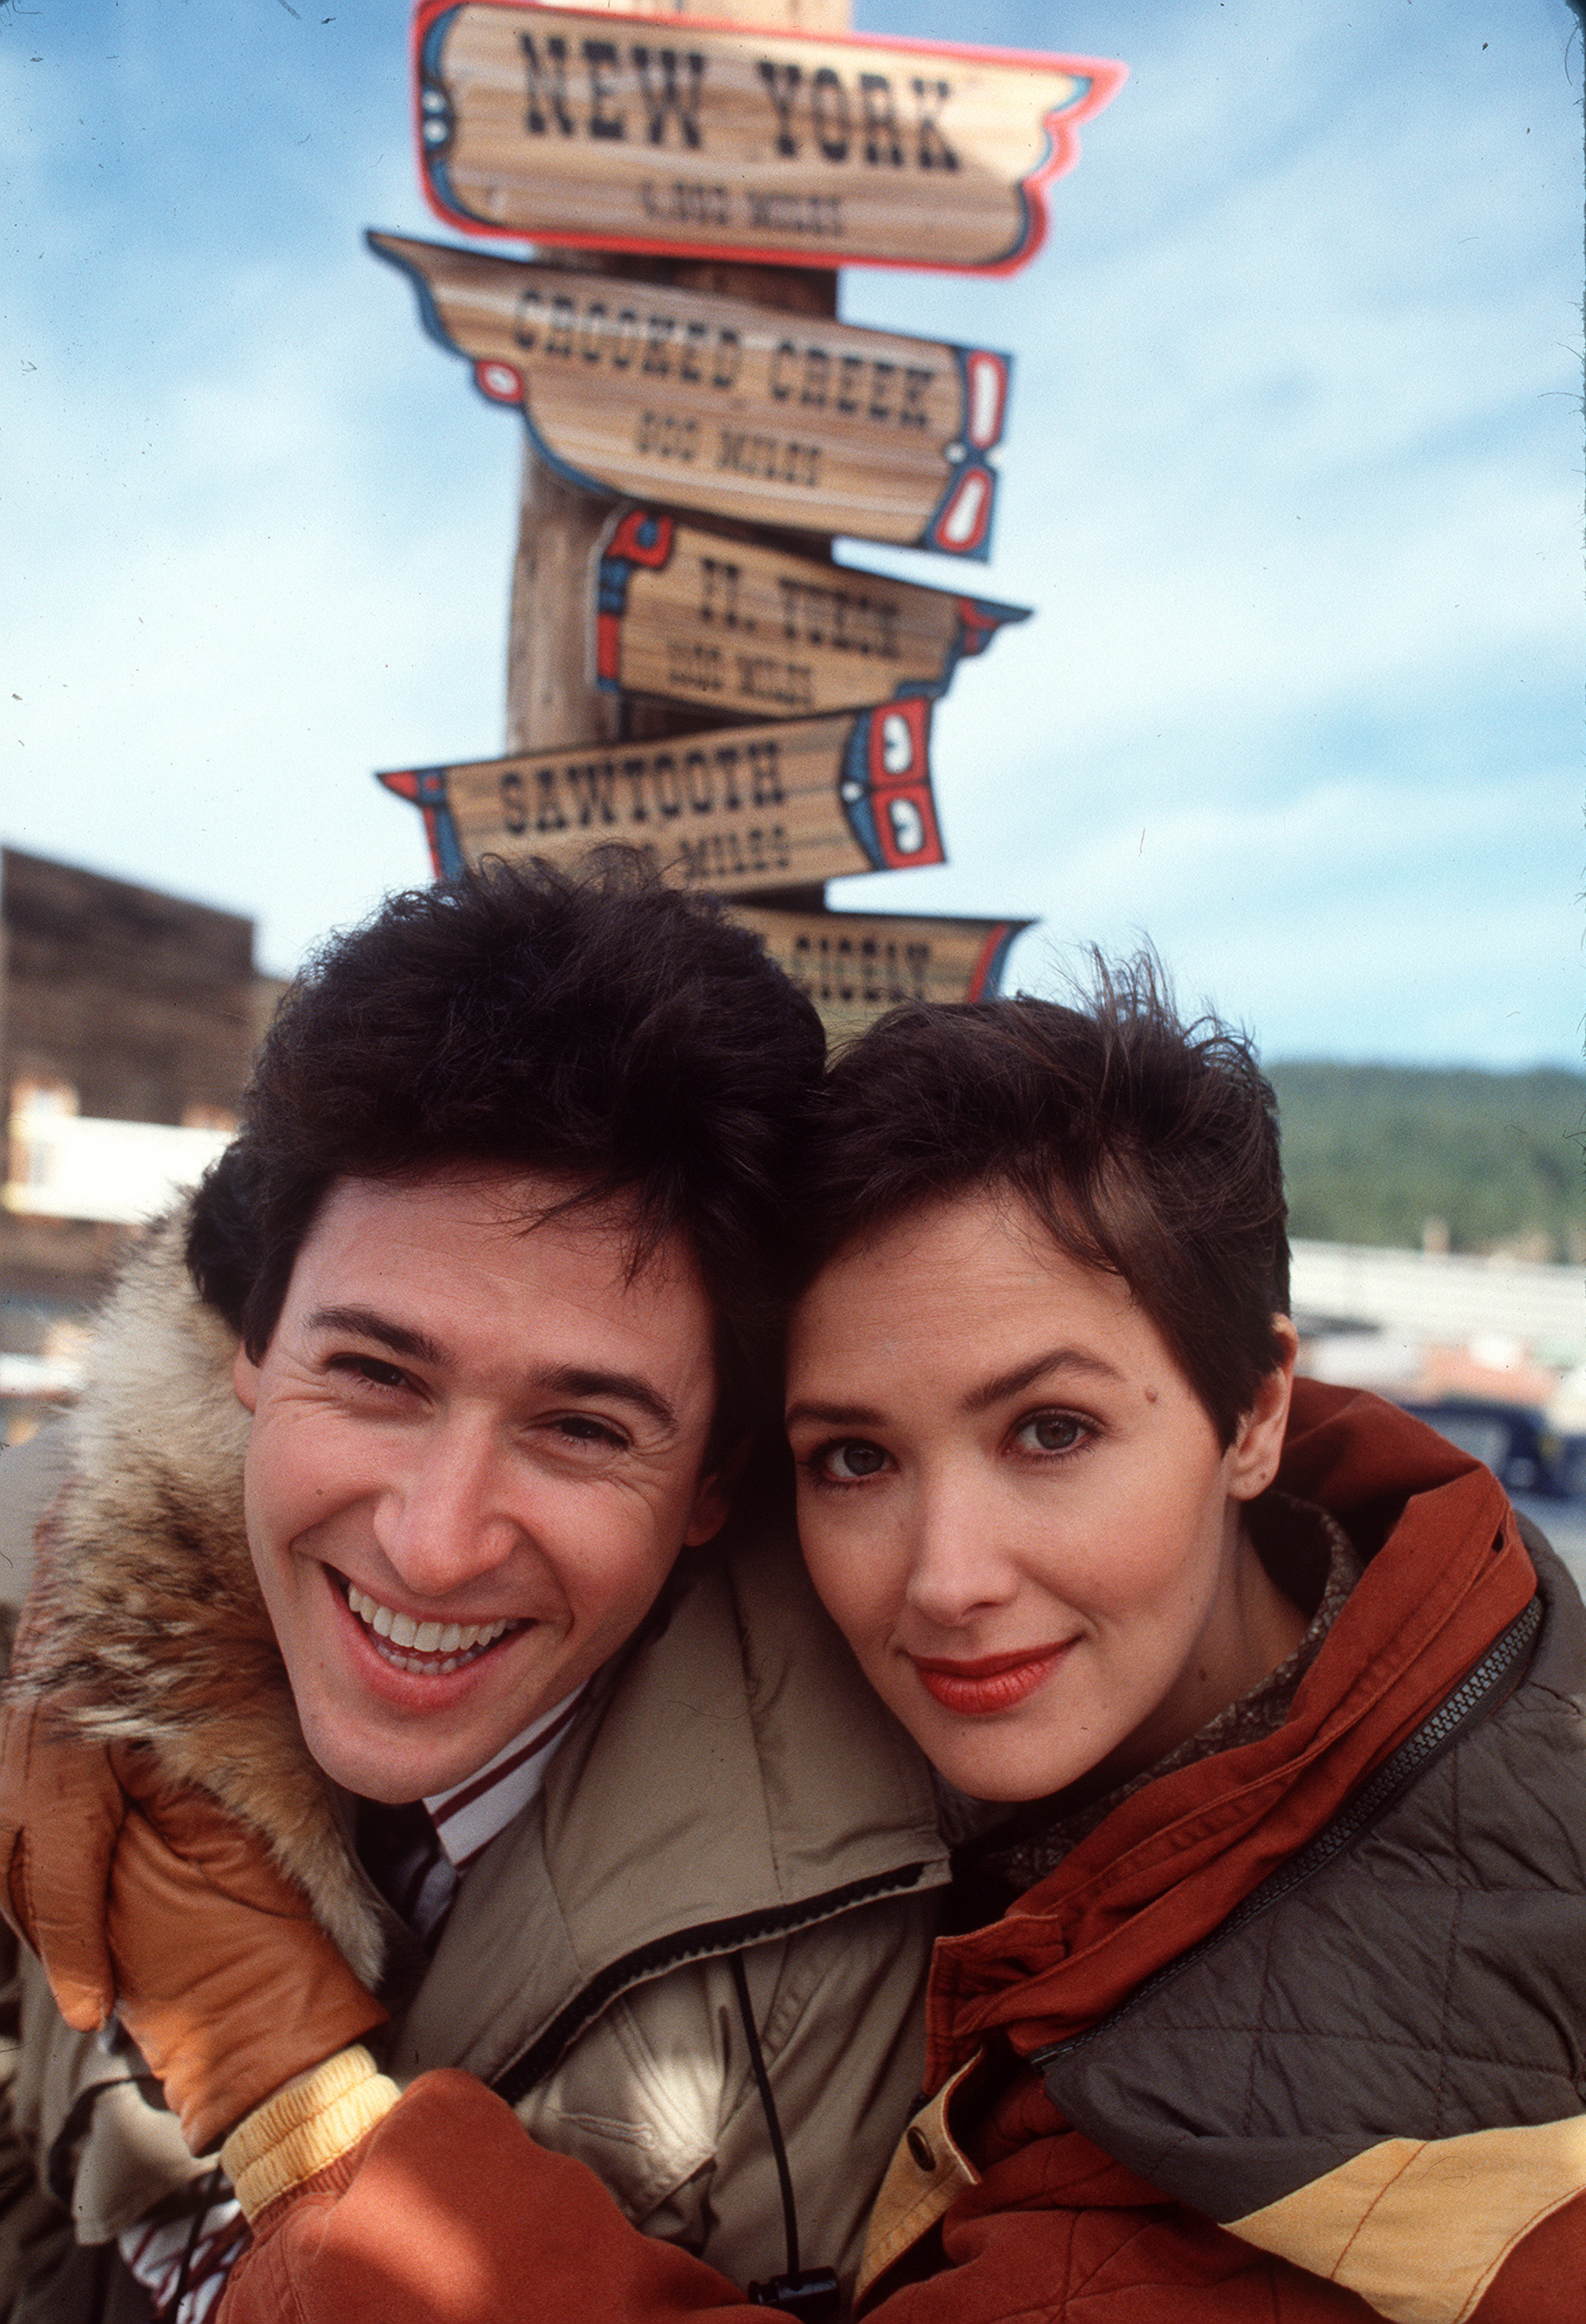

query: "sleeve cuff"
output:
221 2045 400 2223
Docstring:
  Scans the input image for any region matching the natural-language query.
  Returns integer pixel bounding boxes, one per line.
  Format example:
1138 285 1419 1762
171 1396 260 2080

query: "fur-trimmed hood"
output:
15 1205 384 1985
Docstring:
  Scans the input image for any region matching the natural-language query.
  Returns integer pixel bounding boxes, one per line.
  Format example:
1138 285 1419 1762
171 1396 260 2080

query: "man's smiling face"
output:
232 1168 726 1803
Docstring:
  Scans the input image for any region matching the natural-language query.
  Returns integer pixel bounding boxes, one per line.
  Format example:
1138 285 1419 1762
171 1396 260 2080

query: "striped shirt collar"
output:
423 1682 590 1869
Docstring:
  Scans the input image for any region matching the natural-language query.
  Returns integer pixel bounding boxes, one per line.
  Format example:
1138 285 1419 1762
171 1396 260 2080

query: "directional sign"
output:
729 902 1031 1046
595 507 1027 720
415 3 1125 275
378 697 943 896
369 233 1010 558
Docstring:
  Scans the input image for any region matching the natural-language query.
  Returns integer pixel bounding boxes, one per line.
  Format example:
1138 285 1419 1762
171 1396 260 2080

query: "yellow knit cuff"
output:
221 2046 399 2223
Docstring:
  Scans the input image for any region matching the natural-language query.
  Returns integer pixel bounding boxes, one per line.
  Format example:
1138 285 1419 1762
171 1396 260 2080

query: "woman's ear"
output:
232 1341 260 1414
1227 1316 1300 1502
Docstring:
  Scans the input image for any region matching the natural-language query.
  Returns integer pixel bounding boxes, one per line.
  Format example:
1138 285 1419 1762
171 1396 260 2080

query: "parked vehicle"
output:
1390 1398 1570 1499
1556 1433 1586 1501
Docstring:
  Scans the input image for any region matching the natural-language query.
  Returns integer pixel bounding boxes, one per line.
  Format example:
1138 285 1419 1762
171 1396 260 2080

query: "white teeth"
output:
343 1581 517 1669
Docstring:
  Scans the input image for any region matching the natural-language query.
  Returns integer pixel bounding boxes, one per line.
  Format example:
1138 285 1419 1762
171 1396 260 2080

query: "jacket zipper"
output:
1028 1590 1543 2072
490 1860 938 2106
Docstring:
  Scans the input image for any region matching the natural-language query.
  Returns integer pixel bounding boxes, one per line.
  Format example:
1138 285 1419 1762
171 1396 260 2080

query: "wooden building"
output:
0 848 282 1440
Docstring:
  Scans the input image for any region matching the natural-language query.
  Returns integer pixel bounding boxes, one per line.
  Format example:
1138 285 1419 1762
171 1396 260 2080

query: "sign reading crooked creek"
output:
414 3 1126 274
594 507 1028 718
369 232 1009 556
378 697 943 896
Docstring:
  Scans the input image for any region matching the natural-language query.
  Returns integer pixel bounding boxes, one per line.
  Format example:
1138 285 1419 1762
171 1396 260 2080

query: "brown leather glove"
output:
102 1744 388 2154
0 1511 129 2030
0 1701 386 2155
0 1689 126 2029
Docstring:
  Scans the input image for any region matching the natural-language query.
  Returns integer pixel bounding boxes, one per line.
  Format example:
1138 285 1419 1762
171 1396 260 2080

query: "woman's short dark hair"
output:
794 957 1290 1446
186 857 825 1461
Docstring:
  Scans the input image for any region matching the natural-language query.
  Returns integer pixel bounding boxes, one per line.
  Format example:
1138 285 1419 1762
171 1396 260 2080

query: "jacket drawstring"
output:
731 1953 841 2317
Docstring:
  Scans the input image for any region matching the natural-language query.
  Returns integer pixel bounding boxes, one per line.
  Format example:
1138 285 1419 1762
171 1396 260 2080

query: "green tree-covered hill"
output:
1265 1063 1586 1260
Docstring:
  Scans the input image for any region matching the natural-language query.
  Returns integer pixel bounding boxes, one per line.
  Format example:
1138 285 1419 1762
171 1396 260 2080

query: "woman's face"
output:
785 1188 1299 1803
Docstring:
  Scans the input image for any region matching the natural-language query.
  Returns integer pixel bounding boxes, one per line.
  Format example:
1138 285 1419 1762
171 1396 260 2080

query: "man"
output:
0 861 947 2320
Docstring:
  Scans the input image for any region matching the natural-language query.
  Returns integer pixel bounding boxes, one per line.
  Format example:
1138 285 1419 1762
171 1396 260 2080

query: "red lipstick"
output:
909 1642 1071 1716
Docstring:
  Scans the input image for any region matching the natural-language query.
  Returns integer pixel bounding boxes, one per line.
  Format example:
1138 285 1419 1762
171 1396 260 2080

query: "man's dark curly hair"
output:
793 955 1290 1447
186 858 825 1461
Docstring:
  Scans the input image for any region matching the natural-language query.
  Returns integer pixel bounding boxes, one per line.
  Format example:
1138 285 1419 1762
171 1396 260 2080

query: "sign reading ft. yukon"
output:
377 697 942 897
415 3 1125 275
595 507 1028 719
369 233 1010 557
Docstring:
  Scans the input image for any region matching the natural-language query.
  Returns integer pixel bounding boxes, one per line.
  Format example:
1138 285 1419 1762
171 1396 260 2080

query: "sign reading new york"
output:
415 2 1125 274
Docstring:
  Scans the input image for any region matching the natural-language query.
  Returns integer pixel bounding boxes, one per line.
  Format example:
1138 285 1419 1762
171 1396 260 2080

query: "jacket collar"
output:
391 1522 948 2090
925 1379 1533 2084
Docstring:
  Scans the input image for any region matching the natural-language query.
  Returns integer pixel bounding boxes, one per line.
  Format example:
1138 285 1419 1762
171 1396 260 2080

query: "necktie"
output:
354 1796 459 1948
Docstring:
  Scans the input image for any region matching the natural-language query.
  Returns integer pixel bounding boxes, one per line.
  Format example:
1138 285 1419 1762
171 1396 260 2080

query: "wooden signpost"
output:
728 902 1031 1044
594 506 1027 718
414 2 1125 275
378 694 943 895
373 0 1125 1040
368 231 1011 556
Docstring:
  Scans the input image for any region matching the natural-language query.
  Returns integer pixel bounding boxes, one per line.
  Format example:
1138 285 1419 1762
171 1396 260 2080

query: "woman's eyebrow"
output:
784 1398 889 1431
963 1347 1126 1414
786 1349 1126 1433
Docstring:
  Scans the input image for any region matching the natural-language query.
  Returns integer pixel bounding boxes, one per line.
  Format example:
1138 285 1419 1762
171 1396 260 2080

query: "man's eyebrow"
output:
963 1346 1126 1414
305 1306 448 1368
536 1366 678 1436
303 1322 681 1434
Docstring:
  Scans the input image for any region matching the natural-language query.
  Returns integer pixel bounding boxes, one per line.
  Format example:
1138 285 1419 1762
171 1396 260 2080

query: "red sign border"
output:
412 0 1127 279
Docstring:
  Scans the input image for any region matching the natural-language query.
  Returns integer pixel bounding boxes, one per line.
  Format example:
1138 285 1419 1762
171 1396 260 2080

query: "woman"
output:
776 968 1586 2321
3 970 1583 2324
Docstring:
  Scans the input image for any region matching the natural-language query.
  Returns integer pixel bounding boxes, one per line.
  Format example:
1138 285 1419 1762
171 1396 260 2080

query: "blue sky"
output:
4 0 1581 1065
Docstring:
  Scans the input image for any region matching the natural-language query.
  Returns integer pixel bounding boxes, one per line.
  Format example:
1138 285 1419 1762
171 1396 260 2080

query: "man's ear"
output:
1227 1316 1300 1503
683 1437 751 1547
232 1341 260 1414
682 1471 731 1547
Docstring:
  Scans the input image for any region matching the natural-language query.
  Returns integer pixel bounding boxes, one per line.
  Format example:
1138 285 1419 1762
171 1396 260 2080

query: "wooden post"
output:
503 0 852 758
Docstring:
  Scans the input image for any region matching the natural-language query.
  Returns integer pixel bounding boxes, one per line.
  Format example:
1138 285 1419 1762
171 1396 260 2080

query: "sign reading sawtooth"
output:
379 698 945 896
